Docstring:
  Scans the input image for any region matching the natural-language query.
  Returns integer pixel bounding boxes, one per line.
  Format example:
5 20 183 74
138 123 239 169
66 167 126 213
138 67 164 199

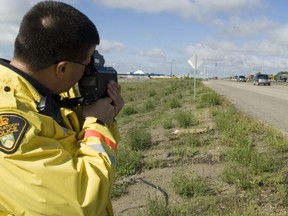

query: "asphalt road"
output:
203 80 288 134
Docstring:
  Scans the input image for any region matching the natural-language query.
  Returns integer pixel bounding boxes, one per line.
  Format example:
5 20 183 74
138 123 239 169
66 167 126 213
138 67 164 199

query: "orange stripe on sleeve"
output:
84 130 117 152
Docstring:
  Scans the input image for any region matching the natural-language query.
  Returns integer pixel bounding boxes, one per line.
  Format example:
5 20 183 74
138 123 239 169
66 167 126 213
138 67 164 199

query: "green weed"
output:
172 171 210 197
121 105 138 116
175 111 198 128
126 128 152 151
116 146 144 176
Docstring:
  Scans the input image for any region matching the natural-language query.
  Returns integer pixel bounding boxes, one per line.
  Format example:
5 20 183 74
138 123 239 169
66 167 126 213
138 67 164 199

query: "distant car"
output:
237 75 246 82
253 74 271 86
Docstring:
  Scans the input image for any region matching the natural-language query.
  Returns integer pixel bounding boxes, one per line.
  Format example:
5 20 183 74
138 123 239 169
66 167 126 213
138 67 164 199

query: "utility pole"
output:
170 60 174 77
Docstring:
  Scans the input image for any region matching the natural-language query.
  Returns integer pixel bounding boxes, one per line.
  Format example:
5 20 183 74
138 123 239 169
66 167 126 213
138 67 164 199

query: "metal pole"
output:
170 60 173 77
194 56 197 100
170 61 172 77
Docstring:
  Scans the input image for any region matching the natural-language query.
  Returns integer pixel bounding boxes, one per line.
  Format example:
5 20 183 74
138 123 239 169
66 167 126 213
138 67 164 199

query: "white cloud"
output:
194 0 263 15
137 48 166 59
0 0 78 45
147 48 166 59
186 40 238 61
0 0 35 44
0 25 19 44
94 0 269 39
213 16 278 38
94 0 263 19
242 40 287 57
268 25 288 45
95 0 196 15
98 39 126 52
184 37 288 75
0 0 33 23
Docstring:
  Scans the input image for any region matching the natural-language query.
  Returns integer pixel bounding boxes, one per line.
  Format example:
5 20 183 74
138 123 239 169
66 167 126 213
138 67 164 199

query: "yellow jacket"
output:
0 61 120 216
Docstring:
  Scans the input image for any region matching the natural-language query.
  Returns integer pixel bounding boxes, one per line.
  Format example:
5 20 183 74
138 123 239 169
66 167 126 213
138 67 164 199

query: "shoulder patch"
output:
0 114 29 154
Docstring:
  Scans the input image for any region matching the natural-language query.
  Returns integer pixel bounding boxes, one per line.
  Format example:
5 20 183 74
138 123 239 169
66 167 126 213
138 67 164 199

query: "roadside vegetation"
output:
112 78 288 216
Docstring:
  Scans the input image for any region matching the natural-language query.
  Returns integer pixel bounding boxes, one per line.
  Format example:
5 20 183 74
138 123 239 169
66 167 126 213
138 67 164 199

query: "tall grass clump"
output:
144 99 155 112
226 142 279 174
177 132 211 148
222 163 253 190
162 117 174 129
261 126 288 153
172 171 210 197
175 111 198 128
111 183 129 198
138 197 189 216
198 91 221 108
126 128 152 151
250 152 280 174
214 105 256 142
149 90 157 97
176 93 183 99
169 97 181 108
116 146 144 177
121 105 138 116
215 101 282 191
226 142 254 165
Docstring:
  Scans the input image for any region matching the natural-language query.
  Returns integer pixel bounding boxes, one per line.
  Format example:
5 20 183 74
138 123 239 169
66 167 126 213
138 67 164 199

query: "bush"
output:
169 97 181 108
111 183 128 198
149 90 157 97
198 92 221 108
162 117 173 129
116 146 144 176
144 99 155 112
172 171 210 197
121 105 138 116
126 128 152 151
176 111 197 128
138 197 189 216
222 163 253 190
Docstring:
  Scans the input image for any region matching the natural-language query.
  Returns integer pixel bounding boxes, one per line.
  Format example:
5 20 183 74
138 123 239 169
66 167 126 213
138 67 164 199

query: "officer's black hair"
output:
14 1 100 71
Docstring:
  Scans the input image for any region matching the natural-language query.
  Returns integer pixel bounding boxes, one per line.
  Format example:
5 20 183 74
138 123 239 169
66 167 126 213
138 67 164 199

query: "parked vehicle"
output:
237 75 246 82
276 74 288 82
253 74 271 86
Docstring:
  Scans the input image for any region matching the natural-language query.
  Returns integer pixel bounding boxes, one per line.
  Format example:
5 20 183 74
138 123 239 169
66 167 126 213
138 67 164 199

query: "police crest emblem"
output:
0 114 29 154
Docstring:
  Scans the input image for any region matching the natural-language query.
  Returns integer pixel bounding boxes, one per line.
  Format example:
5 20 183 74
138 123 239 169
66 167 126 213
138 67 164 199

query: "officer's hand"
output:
107 80 124 118
82 97 115 125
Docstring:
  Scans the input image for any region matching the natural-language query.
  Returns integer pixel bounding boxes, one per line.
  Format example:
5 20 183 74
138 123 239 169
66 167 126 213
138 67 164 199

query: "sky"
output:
1 0 288 78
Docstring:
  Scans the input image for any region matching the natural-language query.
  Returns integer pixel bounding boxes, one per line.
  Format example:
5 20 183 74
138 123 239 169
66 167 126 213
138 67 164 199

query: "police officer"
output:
0 1 124 215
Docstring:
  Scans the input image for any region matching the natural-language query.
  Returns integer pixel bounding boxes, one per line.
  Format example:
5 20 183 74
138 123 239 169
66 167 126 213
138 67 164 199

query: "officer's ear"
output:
54 61 68 79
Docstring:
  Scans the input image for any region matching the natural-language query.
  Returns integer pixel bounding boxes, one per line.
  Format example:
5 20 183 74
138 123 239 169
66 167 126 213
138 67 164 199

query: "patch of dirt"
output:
112 157 229 216
112 168 175 216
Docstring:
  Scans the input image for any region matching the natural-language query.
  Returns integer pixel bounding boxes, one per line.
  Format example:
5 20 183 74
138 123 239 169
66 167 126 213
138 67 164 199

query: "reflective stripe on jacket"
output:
0 63 119 216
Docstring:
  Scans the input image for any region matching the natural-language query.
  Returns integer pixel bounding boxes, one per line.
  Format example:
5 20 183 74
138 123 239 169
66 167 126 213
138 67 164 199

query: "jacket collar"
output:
0 59 52 97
